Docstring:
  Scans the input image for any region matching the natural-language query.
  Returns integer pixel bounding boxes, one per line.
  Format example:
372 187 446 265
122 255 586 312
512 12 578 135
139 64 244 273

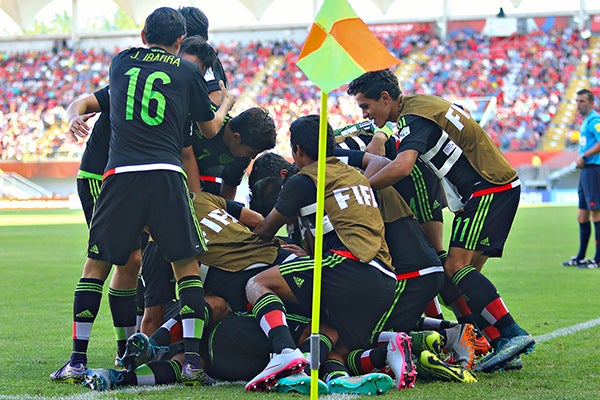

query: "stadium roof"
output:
1 0 599 33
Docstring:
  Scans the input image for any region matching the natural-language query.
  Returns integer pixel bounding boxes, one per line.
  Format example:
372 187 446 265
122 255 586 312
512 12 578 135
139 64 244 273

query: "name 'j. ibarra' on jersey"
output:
129 50 181 66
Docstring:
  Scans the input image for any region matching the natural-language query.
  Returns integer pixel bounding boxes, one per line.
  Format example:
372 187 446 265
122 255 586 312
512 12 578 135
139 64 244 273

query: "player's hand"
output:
365 130 388 156
280 243 308 257
218 80 235 112
68 112 96 140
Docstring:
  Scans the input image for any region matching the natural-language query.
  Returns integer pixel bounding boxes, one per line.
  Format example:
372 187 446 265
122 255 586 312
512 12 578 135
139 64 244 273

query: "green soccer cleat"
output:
416 350 477 383
327 373 394 395
410 330 443 356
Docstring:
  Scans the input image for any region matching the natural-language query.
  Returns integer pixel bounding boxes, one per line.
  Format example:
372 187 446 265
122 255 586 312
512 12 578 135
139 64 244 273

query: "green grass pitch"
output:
1 206 599 399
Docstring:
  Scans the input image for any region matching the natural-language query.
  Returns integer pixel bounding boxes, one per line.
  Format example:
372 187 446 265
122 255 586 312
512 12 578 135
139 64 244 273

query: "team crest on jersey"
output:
219 154 234 164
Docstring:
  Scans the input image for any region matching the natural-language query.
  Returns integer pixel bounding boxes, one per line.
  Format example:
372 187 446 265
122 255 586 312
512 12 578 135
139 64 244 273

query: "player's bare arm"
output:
195 81 235 139
66 93 100 140
368 149 419 190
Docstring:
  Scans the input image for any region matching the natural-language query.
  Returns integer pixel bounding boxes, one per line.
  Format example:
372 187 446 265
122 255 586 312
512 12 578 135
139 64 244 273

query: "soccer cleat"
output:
474 333 492 356
274 371 328 395
474 334 535 373
83 368 123 391
562 257 589 267
327 373 394 395
49 361 87 384
416 350 477 383
444 323 476 369
501 355 523 371
245 348 307 391
579 260 599 269
120 332 169 372
410 330 443 356
386 332 417 389
181 362 215 386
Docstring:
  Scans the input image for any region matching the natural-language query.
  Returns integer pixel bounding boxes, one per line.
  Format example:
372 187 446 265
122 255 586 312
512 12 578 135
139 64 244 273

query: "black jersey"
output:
106 46 214 172
78 86 110 178
188 123 250 195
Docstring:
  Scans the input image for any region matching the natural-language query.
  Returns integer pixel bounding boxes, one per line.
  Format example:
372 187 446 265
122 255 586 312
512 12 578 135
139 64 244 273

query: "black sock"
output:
177 276 206 357
108 287 137 357
72 278 104 364
252 293 296 353
577 221 591 260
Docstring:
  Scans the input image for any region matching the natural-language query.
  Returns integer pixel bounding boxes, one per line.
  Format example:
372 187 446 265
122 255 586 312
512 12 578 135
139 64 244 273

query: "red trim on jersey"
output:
395 266 444 280
471 179 520 198
330 249 360 260
199 175 223 183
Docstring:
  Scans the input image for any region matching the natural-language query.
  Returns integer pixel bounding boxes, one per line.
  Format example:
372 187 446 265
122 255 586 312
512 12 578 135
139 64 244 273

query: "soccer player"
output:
50 7 233 386
244 115 397 391
66 87 147 363
179 6 229 106
83 307 339 395
563 89 600 268
348 69 535 372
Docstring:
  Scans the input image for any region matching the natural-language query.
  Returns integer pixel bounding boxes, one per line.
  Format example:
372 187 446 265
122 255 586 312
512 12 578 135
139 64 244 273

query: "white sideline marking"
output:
534 316 600 343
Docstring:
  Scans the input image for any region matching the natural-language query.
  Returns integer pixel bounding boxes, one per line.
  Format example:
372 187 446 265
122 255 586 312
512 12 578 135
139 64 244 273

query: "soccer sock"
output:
424 297 444 319
452 265 517 335
252 293 296 353
177 276 206 365
416 316 456 331
135 276 145 332
132 360 182 386
593 221 600 261
321 359 349 383
150 318 180 347
437 250 448 266
108 287 138 357
347 345 387 375
72 278 104 364
299 333 333 373
439 276 479 326
577 221 591 260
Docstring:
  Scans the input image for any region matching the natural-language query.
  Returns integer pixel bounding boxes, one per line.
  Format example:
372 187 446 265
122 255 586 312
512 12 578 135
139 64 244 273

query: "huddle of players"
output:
50 5 535 396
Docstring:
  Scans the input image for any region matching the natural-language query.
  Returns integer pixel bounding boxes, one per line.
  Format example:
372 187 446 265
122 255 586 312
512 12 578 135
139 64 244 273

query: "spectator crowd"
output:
0 27 591 161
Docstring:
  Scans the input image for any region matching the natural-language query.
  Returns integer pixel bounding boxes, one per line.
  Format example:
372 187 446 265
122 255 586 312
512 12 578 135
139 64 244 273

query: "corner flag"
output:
295 1 400 399
297 0 400 93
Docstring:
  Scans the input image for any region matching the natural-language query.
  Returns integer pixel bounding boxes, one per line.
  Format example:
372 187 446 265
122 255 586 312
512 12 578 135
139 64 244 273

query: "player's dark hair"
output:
179 36 217 74
248 152 294 191
143 7 186 47
249 176 283 217
577 88 595 103
228 107 277 152
290 115 336 160
347 69 402 100
179 6 209 40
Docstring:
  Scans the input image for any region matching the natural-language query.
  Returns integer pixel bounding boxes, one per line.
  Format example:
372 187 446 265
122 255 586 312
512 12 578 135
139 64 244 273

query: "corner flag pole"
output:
309 90 328 400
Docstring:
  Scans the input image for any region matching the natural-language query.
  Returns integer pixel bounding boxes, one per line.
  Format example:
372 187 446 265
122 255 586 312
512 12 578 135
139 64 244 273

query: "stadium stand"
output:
0 28 596 163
